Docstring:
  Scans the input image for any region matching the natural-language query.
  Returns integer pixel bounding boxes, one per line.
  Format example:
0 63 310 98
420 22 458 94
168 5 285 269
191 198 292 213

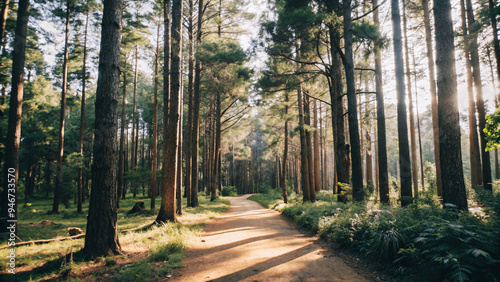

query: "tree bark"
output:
83 0 123 257
157 0 181 223
305 96 316 201
77 10 89 214
490 0 500 114
184 0 194 207
190 0 203 207
150 22 160 211
176 92 183 214
391 0 412 206
53 1 71 214
0 0 9 52
434 0 468 210
117 66 127 205
131 47 138 174
313 99 321 191
281 92 289 203
422 0 442 197
297 65 311 201
466 0 492 191
460 0 482 190
328 25 349 200
344 0 364 201
403 3 418 198
413 50 425 191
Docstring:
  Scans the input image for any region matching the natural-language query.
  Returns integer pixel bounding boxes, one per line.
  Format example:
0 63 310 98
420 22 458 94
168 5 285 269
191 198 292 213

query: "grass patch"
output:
0 194 230 281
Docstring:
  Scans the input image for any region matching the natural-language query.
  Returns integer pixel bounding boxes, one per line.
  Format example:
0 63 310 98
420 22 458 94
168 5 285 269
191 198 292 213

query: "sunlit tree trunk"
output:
392 0 412 206
434 0 468 210
413 50 425 191
466 0 492 191
460 0 482 190
157 0 178 223
422 0 442 197
403 3 418 197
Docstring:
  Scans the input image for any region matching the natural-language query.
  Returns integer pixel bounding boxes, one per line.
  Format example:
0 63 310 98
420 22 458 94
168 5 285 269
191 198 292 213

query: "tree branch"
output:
352 0 388 21
302 91 331 106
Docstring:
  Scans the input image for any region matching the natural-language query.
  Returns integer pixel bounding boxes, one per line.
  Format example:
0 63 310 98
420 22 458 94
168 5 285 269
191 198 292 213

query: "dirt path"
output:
171 195 371 282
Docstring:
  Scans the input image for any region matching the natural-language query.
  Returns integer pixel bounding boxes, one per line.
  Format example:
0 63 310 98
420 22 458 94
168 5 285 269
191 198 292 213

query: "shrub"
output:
221 186 237 197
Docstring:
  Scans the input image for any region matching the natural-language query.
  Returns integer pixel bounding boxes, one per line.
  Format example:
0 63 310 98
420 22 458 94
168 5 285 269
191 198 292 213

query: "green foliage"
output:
221 186 238 197
485 108 500 151
248 184 284 209
198 41 246 65
352 19 387 59
105 256 117 267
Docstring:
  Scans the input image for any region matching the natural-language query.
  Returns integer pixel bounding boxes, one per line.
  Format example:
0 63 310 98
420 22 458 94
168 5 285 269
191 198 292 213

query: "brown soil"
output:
170 195 378 282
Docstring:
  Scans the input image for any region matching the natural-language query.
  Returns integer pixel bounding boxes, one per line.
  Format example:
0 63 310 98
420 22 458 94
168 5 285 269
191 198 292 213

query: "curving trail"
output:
171 195 370 282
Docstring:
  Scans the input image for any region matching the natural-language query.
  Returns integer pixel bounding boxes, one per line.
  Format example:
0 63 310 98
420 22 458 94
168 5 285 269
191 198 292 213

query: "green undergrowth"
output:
0 195 230 281
250 186 500 281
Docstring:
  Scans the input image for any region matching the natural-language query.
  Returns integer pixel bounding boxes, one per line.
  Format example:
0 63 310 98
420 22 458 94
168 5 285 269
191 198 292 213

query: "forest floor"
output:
171 195 384 282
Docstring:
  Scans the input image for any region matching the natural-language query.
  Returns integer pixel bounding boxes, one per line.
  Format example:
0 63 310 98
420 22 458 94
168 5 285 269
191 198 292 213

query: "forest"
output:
0 0 500 280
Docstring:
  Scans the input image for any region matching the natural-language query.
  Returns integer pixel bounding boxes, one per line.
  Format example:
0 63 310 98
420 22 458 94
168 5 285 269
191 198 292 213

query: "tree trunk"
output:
53 2 71 214
176 92 183 214
184 0 194 207
304 95 316 202
313 99 321 191
83 0 123 257
77 11 89 214
190 0 203 207
487 45 499 179
434 0 468 210
157 0 182 222
403 3 418 198
460 0 482 190
150 22 160 211
490 0 500 111
0 0 9 52
466 0 492 191
391 0 412 206
328 24 349 200
413 50 425 191
281 92 289 203
422 0 442 198
297 66 311 201
344 0 363 201
118 69 127 204
365 125 373 185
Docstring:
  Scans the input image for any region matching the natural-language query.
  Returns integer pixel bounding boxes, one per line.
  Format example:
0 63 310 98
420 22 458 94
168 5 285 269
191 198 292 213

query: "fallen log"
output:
0 234 85 250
